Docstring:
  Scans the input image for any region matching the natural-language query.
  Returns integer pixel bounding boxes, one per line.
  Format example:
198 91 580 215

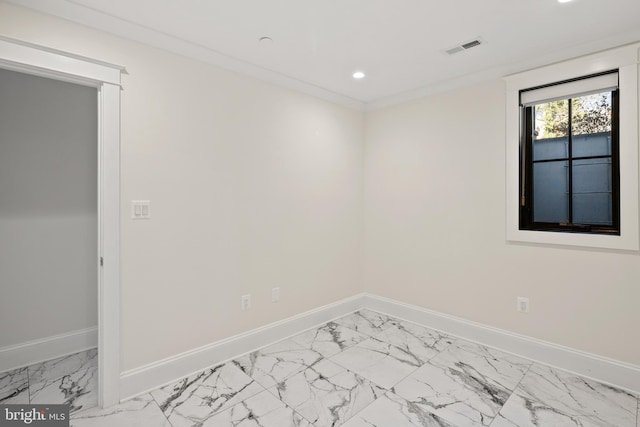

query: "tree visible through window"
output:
519 72 620 234
536 93 612 138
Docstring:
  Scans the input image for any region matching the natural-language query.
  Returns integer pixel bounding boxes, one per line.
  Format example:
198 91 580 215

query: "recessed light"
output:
353 71 365 79
558 0 573 3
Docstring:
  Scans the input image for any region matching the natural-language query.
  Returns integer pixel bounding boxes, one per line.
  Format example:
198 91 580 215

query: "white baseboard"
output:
119 294 363 399
118 292 640 401
363 293 640 395
0 327 98 373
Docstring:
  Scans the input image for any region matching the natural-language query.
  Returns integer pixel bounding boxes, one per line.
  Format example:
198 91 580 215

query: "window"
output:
504 43 639 251
519 71 620 235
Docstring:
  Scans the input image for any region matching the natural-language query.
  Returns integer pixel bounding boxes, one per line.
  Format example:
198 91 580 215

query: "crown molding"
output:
6 0 640 113
366 29 640 111
6 0 366 111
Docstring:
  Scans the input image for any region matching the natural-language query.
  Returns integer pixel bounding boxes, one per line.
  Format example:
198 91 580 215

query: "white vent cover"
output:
442 37 486 55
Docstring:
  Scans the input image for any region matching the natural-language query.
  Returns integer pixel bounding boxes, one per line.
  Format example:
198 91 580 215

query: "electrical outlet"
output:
271 287 280 303
517 297 530 313
241 294 251 310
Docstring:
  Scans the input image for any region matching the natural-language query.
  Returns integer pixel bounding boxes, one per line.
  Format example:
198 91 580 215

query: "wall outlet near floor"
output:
271 287 280 303
241 294 251 310
517 296 530 313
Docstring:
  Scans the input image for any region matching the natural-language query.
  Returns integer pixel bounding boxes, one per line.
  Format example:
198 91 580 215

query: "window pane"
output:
533 160 569 223
534 100 568 139
572 158 612 225
533 137 568 161
533 100 568 161
573 133 611 158
571 92 612 136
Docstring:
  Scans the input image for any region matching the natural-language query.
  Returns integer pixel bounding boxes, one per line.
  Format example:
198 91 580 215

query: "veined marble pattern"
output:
233 339 323 389
330 336 423 389
29 349 98 384
150 361 265 427
0 367 29 404
391 340 532 426
492 363 638 427
290 321 368 358
204 390 311 427
372 321 454 364
29 349 98 414
269 358 385 426
439 340 532 391
3 311 639 427
333 309 398 337
70 394 171 427
341 391 454 427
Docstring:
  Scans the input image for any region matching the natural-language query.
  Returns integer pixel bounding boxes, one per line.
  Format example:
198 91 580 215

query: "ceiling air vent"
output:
442 37 486 56
445 46 465 55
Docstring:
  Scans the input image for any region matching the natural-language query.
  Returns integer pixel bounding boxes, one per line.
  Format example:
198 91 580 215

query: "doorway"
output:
0 67 99 412
0 35 123 407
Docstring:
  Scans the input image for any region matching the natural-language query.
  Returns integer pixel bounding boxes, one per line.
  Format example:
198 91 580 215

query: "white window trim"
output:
504 43 640 251
0 35 124 407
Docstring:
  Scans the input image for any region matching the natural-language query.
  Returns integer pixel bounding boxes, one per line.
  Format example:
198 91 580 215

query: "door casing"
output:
0 35 124 408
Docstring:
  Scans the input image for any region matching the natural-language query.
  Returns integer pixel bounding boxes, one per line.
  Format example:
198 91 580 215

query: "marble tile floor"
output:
0 348 98 413
2 310 638 426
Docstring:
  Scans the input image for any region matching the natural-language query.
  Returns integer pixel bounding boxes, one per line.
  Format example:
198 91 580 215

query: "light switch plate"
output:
131 200 151 219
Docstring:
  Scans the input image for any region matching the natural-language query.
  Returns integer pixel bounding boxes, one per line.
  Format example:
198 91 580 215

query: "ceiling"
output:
8 0 640 110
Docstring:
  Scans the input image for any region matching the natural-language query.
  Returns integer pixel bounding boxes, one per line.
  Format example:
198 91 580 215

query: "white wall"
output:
0 68 97 348
2 1 637 376
364 78 640 365
0 3 364 371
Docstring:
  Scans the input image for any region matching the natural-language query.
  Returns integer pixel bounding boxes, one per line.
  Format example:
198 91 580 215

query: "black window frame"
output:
519 72 621 235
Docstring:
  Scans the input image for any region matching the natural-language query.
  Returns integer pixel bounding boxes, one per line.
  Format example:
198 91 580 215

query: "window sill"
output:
507 228 637 251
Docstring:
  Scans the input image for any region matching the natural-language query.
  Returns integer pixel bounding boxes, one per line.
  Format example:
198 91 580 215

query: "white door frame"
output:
0 35 124 408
